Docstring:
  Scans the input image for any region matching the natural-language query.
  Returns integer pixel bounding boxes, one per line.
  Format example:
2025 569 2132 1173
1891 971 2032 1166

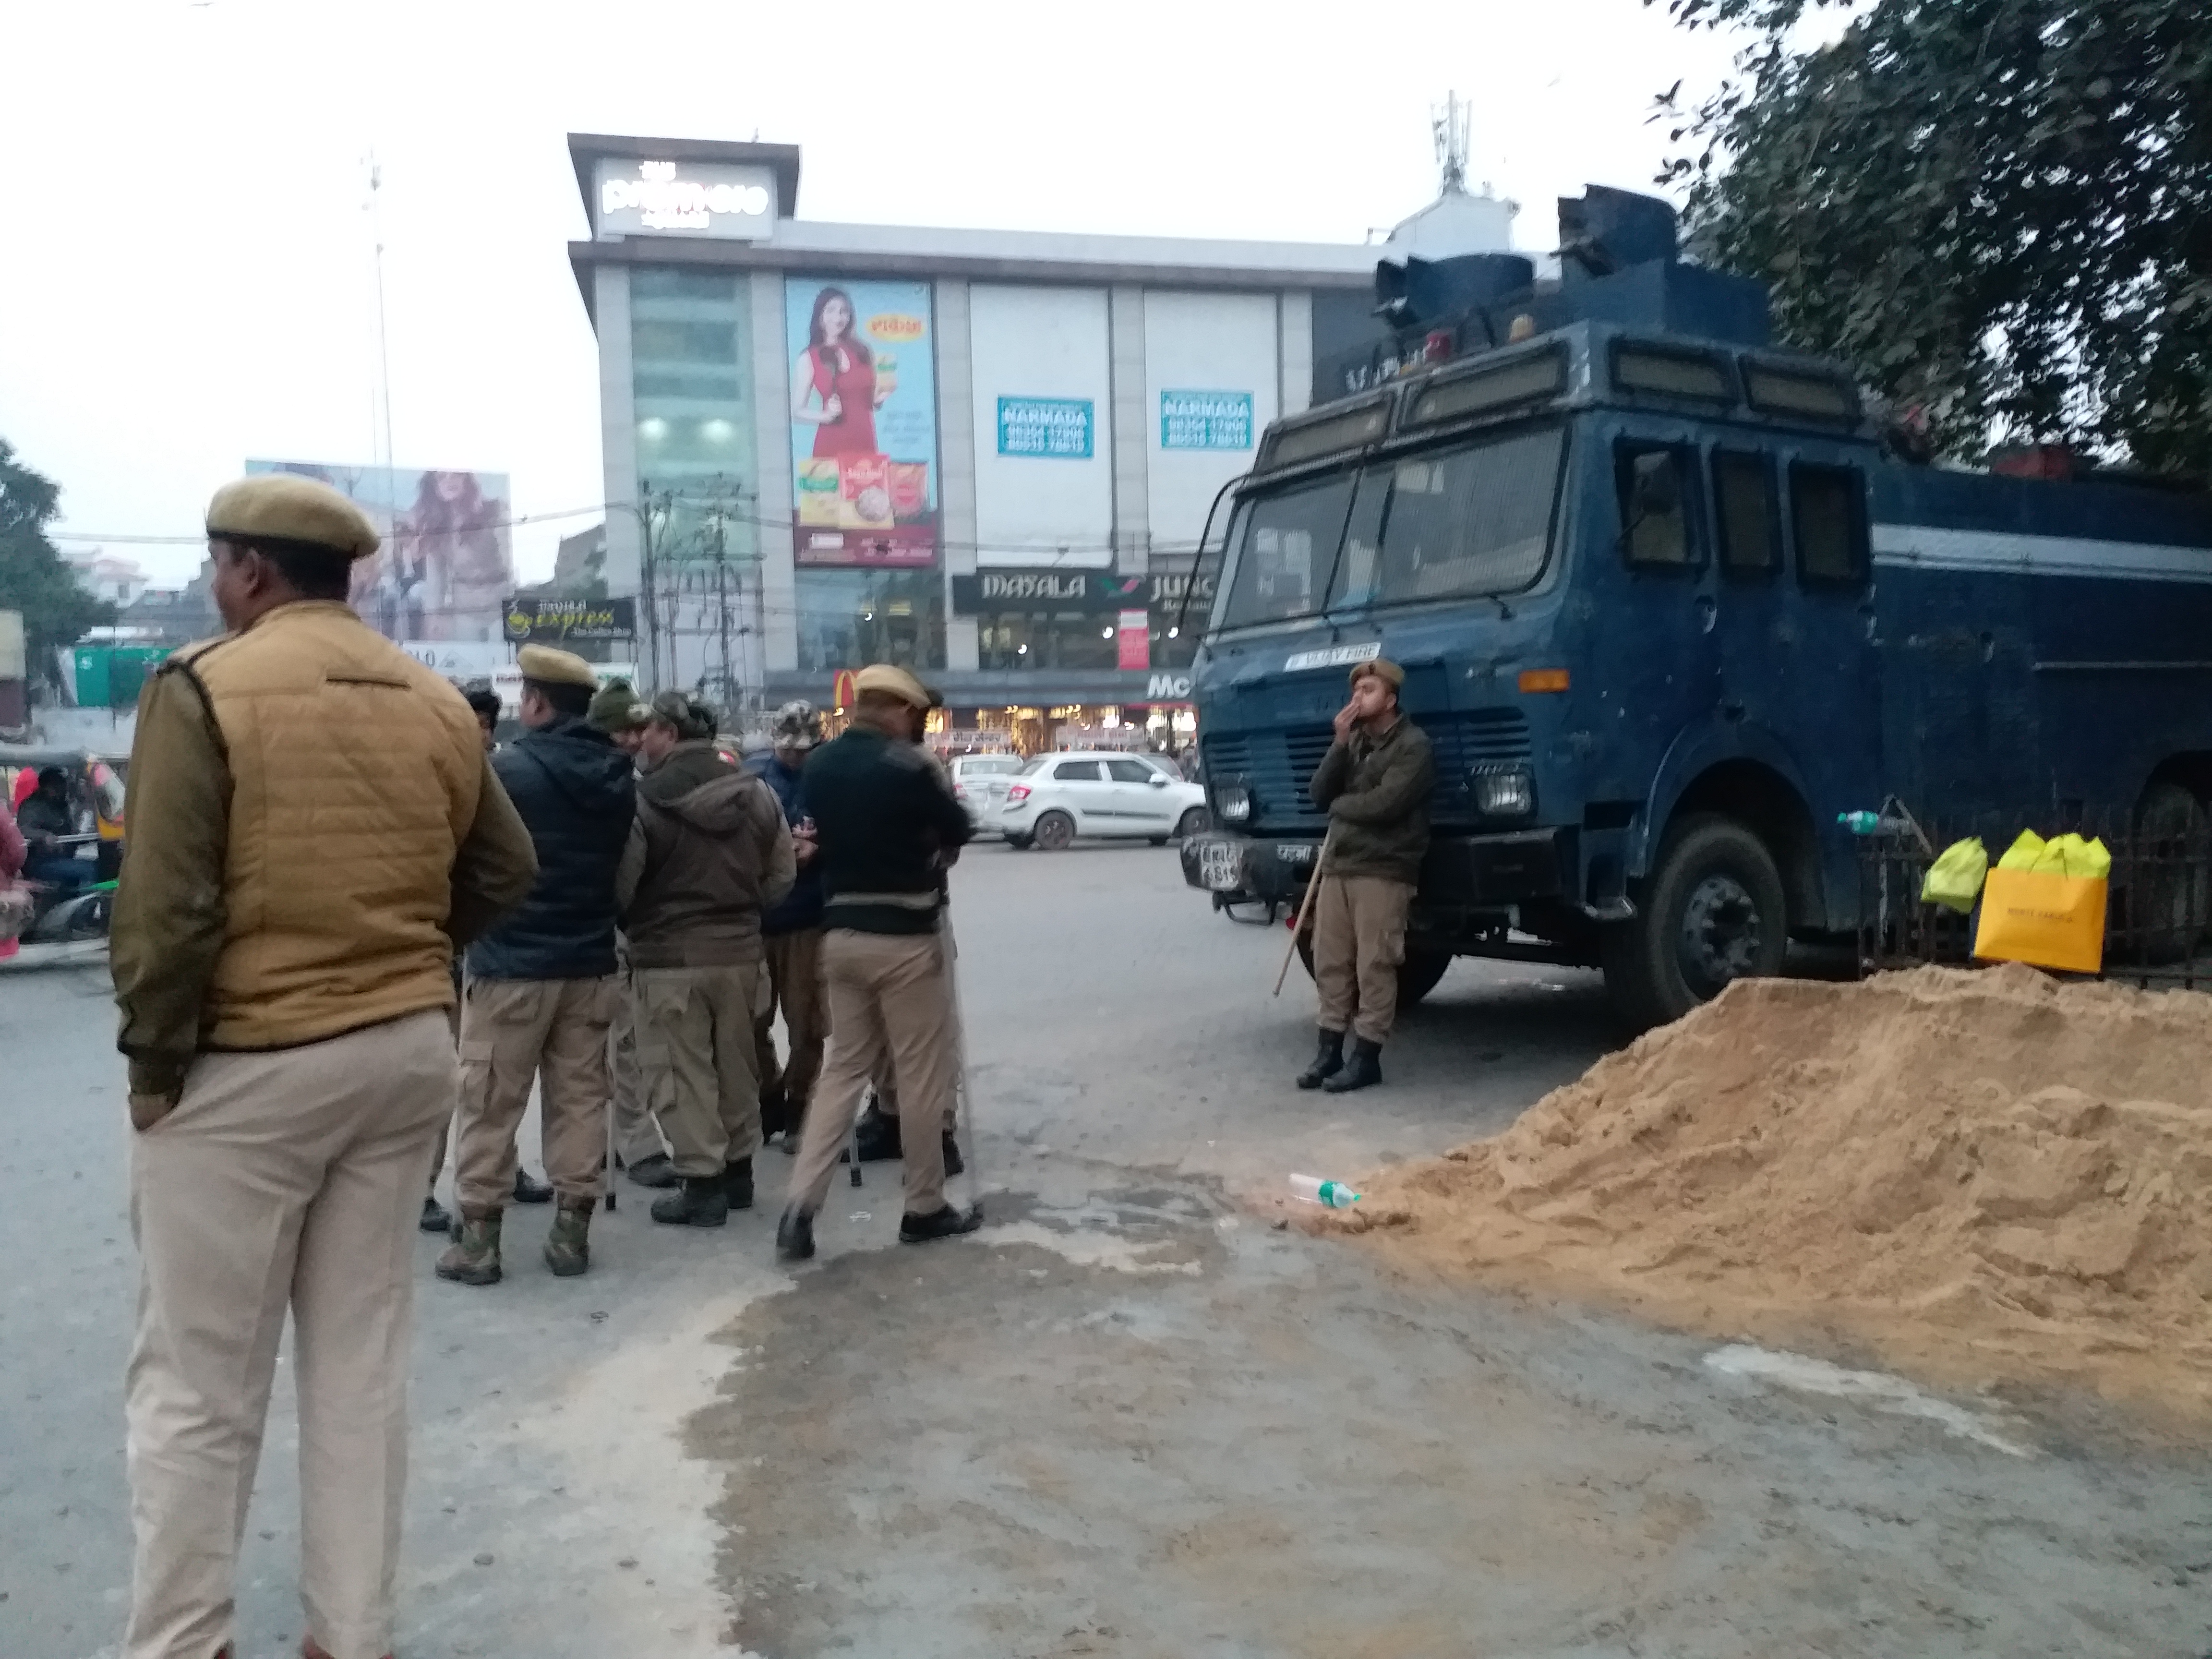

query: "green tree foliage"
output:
0 439 114 675
1651 0 2212 475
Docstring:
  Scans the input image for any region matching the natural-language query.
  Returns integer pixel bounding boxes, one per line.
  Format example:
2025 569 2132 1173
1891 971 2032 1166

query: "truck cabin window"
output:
1791 463 1868 585
1331 426 1563 608
1216 475 1354 627
1617 443 1695 567
1713 450 1779 576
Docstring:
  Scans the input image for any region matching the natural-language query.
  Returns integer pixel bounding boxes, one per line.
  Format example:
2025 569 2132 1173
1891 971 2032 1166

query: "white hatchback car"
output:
995 751 1211 851
946 751 1026 833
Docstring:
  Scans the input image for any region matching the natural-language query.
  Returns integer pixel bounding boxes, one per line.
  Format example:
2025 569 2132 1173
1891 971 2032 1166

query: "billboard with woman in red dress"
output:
786 279 938 567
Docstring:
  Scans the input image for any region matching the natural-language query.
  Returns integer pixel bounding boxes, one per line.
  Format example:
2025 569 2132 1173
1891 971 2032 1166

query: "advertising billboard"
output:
970 284 1114 567
784 277 938 568
244 461 515 643
1142 292 1278 556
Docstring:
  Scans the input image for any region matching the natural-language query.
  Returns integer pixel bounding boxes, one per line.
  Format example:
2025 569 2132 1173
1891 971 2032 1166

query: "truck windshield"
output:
1214 475 1354 628
1213 425 1564 631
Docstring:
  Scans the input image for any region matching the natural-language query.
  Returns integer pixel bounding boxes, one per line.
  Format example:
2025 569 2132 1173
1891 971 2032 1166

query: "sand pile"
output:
1332 965 2212 1417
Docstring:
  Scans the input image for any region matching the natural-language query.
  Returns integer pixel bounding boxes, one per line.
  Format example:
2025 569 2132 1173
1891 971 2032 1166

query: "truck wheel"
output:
2127 779 2210 962
1294 935 1453 1012
1603 814 1787 1031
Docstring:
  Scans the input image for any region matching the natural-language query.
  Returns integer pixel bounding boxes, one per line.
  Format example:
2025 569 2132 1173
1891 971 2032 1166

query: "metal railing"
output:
1856 806 2212 988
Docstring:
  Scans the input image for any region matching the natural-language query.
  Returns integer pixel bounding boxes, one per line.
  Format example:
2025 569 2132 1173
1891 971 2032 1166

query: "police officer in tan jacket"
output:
110 474 537 1659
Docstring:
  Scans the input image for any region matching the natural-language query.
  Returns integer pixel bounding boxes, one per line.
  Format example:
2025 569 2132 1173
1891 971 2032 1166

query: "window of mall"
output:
975 612 1123 672
794 569 944 672
633 268 754 528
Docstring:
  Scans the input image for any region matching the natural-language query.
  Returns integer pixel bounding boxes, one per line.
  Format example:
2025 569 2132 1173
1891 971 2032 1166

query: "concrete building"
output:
566 132 1513 749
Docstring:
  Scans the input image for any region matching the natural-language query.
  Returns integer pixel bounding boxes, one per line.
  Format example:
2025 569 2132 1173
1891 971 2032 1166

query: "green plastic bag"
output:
1922 837 1989 913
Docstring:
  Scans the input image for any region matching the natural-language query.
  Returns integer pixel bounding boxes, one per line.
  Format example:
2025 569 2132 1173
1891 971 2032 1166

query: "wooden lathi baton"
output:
1273 822 1339 997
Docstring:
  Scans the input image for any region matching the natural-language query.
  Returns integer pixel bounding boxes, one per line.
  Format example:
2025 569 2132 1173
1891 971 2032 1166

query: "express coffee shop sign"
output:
952 569 1216 614
503 596 637 645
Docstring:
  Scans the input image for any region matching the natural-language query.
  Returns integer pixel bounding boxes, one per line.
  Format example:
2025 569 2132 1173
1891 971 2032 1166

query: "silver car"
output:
947 751 1026 833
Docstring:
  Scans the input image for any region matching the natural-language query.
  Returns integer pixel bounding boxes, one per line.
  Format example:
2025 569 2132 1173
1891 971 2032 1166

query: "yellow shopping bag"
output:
1973 867 2108 974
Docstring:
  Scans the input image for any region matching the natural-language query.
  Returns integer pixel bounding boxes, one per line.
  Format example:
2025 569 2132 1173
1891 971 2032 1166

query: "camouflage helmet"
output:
771 699 821 750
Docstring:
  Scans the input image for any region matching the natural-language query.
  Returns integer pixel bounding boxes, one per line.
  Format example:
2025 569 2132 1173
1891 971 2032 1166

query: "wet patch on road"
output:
684 1178 2212 1659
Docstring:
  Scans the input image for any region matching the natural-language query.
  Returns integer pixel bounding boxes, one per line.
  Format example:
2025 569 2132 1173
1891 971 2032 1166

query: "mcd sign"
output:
1144 672 1194 701
831 669 858 709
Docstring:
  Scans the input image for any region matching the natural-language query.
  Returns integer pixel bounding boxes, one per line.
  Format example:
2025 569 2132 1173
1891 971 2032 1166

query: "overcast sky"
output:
0 0 1763 587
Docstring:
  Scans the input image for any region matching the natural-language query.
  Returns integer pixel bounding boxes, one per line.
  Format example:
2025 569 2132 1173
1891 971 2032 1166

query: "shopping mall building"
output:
567 132 1509 750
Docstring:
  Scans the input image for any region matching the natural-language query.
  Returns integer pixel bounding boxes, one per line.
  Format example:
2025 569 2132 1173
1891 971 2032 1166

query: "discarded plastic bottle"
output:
1289 1173 1361 1208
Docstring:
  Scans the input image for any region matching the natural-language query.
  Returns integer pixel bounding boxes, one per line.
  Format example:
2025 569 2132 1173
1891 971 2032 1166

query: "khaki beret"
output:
588 681 649 733
206 474 380 560
1351 657 1405 691
515 644 598 689
854 663 932 710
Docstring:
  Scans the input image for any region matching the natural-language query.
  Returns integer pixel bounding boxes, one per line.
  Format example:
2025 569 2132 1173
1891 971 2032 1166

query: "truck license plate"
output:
1198 842 1243 891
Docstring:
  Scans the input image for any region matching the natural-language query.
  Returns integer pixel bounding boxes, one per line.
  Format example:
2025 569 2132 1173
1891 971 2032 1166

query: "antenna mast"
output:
1431 92 1471 195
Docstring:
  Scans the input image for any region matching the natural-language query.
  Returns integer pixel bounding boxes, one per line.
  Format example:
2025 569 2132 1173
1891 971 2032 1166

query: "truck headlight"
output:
1214 783 1251 824
1473 766 1535 818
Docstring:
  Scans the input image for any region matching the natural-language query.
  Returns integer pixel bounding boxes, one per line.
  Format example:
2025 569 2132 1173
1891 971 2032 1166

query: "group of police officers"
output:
100 471 1431 1659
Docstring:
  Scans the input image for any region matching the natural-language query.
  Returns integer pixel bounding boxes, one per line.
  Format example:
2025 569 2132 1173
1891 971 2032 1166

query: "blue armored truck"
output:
1178 187 2212 1027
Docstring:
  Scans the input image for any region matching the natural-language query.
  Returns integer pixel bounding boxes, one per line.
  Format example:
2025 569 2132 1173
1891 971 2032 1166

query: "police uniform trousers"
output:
452 976 618 1214
754 926 828 1130
124 1008 454 1659
424 996 464 1194
791 929 957 1215
1310 874 1415 1046
607 969 669 1168
634 962 762 1177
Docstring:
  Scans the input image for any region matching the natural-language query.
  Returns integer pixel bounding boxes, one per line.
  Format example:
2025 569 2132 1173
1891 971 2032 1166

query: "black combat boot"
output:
900 1202 984 1244
775 1205 817 1261
1322 1037 1383 1094
941 1130 965 1178
651 1176 730 1228
512 1167 554 1204
854 1098 902 1162
722 1156 755 1211
1295 1029 1346 1090
419 1192 452 1233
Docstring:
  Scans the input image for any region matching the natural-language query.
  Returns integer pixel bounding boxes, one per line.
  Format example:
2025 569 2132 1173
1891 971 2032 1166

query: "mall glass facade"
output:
632 269 757 566
793 568 945 673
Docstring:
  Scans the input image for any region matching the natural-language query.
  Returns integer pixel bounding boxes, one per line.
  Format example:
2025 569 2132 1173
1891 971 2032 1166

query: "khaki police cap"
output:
205 474 380 560
515 644 598 689
1350 657 1406 691
853 663 932 710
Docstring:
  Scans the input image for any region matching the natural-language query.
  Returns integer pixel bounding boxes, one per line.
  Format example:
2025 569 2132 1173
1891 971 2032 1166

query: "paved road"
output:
3 841 2206 1658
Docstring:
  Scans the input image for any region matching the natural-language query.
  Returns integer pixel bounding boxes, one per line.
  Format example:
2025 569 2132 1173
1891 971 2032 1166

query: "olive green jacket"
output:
1307 716 1435 884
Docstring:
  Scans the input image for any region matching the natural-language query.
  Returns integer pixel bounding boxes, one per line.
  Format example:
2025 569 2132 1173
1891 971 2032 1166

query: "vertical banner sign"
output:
786 278 939 568
1116 608 1150 672
1159 390 1254 451
997 397 1095 458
